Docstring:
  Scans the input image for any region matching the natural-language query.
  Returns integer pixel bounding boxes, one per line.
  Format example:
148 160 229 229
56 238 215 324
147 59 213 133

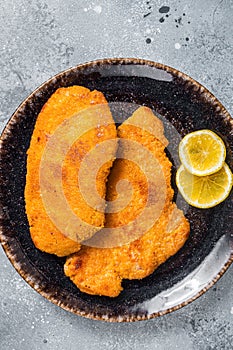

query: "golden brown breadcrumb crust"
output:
64 107 190 297
25 86 117 257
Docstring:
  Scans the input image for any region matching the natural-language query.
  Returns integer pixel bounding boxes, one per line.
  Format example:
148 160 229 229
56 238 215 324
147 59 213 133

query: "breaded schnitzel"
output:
64 107 190 297
25 86 117 257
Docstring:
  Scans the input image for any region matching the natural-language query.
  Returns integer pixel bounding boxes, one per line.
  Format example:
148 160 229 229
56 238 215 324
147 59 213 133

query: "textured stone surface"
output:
0 0 232 349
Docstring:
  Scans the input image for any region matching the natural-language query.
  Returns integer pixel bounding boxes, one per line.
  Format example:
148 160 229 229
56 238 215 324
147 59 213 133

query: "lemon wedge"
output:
179 130 226 176
176 163 233 209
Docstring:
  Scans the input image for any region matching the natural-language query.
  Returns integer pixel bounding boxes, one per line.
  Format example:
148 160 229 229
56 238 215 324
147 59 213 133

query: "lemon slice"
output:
176 163 233 208
179 130 226 176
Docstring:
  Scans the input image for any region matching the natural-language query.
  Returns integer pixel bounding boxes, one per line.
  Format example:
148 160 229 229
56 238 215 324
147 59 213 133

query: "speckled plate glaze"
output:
0 58 233 322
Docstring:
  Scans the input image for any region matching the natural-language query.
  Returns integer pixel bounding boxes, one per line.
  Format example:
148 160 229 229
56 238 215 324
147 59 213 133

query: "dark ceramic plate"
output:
0 58 232 322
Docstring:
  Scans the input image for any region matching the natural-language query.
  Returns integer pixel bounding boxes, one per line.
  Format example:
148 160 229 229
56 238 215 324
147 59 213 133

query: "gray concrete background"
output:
0 0 232 349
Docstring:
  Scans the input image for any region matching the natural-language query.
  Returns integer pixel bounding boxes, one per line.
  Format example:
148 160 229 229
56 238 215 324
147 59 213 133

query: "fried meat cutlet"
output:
64 107 190 297
25 86 117 256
